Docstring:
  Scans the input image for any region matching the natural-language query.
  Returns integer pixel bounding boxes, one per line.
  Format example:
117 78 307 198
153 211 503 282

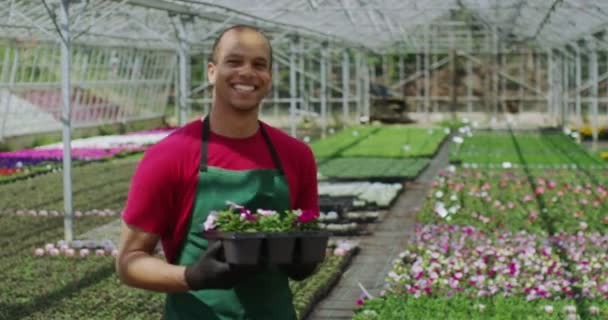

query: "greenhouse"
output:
1 0 608 319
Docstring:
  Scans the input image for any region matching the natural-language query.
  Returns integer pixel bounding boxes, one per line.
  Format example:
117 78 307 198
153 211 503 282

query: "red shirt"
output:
122 119 319 263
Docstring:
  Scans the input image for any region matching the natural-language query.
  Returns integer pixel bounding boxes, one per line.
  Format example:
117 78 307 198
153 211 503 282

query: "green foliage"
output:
353 294 605 320
451 132 604 166
311 125 447 159
318 157 429 179
28 135 59 148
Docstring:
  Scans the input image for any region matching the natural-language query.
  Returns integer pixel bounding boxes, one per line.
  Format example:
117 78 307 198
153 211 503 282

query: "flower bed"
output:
416 167 608 234
0 159 137 212
451 132 604 167
0 209 357 319
354 224 608 319
318 157 429 181
311 126 447 159
318 181 403 209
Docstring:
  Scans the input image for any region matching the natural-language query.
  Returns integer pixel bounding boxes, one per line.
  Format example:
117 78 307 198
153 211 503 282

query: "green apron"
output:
165 117 296 320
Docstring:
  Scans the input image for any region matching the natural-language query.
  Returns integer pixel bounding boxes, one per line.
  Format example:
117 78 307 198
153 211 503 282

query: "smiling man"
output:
116 25 320 319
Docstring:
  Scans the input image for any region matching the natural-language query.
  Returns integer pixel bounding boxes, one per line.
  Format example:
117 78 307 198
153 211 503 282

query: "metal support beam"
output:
58 0 74 242
173 15 191 126
299 41 307 113
562 52 568 127
547 50 554 122
589 44 599 151
424 26 430 119
289 37 298 137
342 49 350 127
363 53 371 121
493 27 499 118
355 51 362 118
467 31 473 113
320 43 328 137
575 45 582 134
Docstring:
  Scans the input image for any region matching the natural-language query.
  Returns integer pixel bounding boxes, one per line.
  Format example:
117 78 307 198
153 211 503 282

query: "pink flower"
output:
297 209 319 223
34 248 45 256
44 243 55 252
49 248 60 256
523 195 533 202
79 249 90 257
334 248 347 256
111 249 119 257
65 248 75 256
239 208 257 222
95 249 105 256
534 187 544 195
543 305 553 314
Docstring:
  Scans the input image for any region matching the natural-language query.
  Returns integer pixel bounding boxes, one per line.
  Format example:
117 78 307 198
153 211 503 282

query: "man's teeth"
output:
233 84 255 92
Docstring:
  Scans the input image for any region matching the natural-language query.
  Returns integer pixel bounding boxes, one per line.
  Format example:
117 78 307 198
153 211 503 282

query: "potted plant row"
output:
202 201 330 265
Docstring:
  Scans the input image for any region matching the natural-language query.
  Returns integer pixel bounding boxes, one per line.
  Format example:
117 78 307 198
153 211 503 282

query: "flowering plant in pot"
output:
203 201 320 233
202 201 327 265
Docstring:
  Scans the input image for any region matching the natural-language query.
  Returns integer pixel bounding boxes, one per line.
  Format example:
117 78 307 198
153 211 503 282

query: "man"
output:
116 25 319 319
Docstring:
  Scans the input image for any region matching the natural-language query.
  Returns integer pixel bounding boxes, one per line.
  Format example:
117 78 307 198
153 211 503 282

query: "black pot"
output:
204 231 264 265
297 231 330 263
265 233 296 264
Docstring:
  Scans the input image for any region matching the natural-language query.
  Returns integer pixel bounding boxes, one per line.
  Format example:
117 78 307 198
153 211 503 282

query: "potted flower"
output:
202 201 329 265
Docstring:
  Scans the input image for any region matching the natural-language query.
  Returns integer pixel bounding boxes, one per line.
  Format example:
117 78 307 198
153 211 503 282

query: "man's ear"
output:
207 62 216 85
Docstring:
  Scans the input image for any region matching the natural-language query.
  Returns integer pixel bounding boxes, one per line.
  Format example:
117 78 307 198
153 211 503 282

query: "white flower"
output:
444 128 451 134
257 209 277 216
303 136 311 143
502 162 512 169
589 306 599 315
543 305 553 314
563 127 572 135
447 165 456 173
448 206 459 214
564 305 576 314
203 211 219 231
435 203 448 218
402 144 411 152
328 128 335 134
450 194 458 201
225 200 243 209
435 191 444 198
452 136 464 144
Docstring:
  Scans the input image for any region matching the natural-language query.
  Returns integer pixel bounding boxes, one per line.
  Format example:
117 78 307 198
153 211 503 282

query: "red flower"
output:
298 209 319 223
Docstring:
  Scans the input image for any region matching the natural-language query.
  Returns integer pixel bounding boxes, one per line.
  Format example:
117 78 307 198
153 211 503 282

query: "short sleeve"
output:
295 145 319 212
122 144 177 236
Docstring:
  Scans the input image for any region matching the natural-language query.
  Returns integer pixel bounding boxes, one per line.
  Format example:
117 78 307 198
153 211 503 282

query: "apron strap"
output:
200 116 285 175
259 123 285 176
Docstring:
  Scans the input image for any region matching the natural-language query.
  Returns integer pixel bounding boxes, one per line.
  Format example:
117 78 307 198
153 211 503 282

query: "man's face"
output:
207 29 272 113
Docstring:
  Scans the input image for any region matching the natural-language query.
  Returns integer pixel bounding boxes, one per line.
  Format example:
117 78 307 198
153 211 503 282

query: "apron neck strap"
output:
200 116 285 175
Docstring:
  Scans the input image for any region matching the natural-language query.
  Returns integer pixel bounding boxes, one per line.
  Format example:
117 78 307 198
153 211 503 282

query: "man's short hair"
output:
209 25 273 70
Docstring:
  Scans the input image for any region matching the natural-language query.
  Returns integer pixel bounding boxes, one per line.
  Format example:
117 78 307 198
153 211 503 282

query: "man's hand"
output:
185 241 256 290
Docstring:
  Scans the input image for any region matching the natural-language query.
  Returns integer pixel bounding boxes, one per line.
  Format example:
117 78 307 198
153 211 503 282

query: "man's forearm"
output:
117 251 190 293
